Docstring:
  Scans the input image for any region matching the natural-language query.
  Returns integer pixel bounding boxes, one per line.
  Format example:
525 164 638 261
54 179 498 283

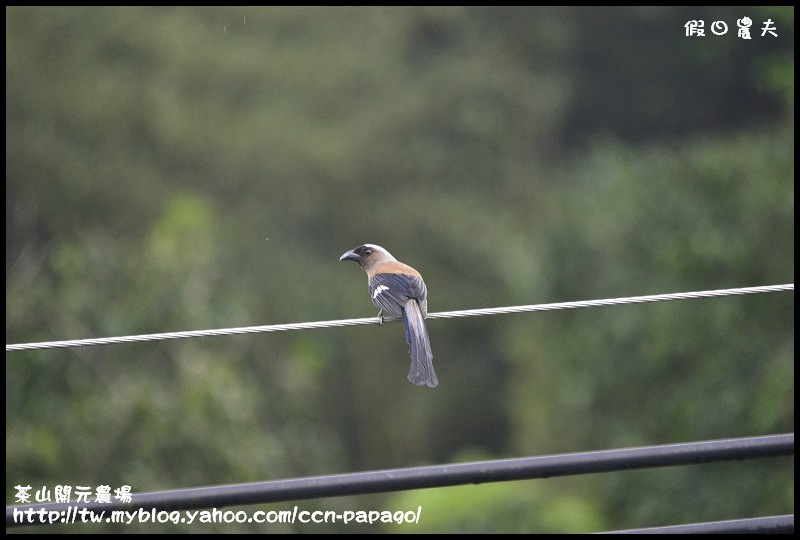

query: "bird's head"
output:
339 244 396 273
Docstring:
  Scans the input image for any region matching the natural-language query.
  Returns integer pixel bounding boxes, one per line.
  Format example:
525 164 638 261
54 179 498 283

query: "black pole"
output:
7 433 793 528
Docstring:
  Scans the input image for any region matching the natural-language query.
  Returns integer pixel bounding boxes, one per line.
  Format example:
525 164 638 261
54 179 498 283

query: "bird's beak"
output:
339 250 360 262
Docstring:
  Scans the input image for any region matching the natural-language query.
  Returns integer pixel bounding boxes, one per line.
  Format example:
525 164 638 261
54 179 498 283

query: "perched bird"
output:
339 244 438 388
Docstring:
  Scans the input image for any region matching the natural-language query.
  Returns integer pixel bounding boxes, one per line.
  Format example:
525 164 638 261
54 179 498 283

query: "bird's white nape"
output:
363 244 395 260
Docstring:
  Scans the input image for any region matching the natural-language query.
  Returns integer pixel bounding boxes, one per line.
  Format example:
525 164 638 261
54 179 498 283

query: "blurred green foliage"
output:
6 6 793 533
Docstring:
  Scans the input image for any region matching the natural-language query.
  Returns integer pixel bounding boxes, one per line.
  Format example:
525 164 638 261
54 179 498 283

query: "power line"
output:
6 283 793 352
603 514 794 534
6 433 793 528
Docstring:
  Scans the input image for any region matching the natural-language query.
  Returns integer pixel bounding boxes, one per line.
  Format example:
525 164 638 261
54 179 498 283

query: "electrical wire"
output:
6 283 793 352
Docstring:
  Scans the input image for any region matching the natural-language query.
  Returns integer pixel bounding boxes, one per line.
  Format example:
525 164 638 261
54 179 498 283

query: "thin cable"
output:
6 283 793 352
602 515 794 534
5 433 794 528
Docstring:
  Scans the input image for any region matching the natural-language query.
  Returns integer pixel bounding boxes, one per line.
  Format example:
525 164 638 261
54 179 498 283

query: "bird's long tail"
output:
402 300 438 388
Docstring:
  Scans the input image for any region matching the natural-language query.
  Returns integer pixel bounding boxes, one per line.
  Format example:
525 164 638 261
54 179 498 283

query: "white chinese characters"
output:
685 17 778 38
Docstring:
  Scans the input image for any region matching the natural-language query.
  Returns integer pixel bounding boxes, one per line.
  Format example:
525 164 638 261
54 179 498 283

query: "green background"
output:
6 6 794 533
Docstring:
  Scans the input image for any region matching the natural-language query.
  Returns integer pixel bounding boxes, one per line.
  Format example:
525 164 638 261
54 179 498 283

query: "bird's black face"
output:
339 245 374 267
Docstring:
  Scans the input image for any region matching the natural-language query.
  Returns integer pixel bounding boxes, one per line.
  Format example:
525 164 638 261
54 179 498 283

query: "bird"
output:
339 244 438 388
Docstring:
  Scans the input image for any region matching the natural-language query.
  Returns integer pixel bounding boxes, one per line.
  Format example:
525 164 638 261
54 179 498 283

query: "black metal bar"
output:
602 514 794 534
6 433 793 528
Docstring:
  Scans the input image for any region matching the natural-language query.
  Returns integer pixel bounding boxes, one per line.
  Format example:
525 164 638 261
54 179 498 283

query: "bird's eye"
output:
364 249 372 255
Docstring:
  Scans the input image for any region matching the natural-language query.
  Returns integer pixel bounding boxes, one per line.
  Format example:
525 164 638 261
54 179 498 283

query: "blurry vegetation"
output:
6 6 793 533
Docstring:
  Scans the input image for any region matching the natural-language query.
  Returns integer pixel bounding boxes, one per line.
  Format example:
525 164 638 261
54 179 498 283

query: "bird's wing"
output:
368 273 427 318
